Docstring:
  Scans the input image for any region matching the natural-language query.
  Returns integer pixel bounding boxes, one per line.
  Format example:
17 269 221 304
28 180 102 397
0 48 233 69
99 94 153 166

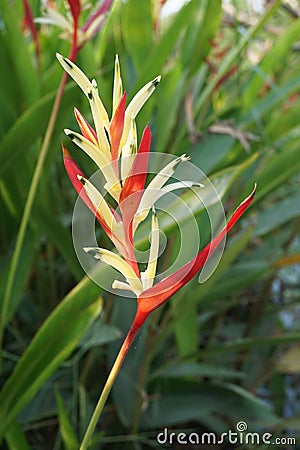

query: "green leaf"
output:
181 0 222 75
0 232 36 325
154 362 245 380
0 84 77 177
55 389 79 450
249 140 300 202
253 192 300 237
4 421 31 450
108 300 147 428
141 380 278 430
133 0 202 88
33 204 83 281
193 227 256 307
0 0 40 105
173 299 198 359
0 282 103 438
241 74 300 129
79 319 121 350
243 18 300 110
122 0 154 72
155 62 186 152
195 0 282 114
190 134 235 174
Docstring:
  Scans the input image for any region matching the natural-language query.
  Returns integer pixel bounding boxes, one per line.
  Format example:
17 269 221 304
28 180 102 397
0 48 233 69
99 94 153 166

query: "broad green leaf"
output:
0 283 103 438
200 333 300 356
79 319 121 350
4 421 31 450
283 414 300 432
108 300 148 428
173 299 198 358
265 97 300 139
204 260 269 304
0 0 40 105
253 192 300 237
153 362 245 380
0 84 77 177
192 227 255 307
248 140 300 202
189 134 235 174
141 380 278 429
181 0 222 75
155 62 186 152
121 0 154 72
241 74 300 129
243 18 300 110
195 0 282 114
55 389 79 450
33 205 83 281
275 347 300 375
133 0 202 89
0 233 36 325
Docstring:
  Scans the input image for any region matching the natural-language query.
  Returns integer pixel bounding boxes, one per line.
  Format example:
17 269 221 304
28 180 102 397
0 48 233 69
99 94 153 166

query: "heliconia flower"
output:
59 54 256 442
22 0 40 58
36 0 113 52
59 53 256 290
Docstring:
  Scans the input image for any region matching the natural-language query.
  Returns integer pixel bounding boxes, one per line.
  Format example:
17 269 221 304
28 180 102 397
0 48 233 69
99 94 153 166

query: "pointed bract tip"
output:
246 183 257 203
76 174 85 184
244 183 257 203
180 154 191 162
62 144 71 159
152 75 161 87
83 247 102 259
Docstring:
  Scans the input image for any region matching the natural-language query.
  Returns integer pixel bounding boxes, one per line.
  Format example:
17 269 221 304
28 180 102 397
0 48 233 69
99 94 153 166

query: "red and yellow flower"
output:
58 53 256 333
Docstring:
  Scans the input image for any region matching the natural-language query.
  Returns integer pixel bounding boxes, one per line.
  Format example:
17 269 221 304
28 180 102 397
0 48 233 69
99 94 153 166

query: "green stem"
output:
0 70 67 355
79 310 148 450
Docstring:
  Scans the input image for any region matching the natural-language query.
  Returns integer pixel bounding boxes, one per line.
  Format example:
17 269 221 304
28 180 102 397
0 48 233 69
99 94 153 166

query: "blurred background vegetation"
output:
1 0 300 448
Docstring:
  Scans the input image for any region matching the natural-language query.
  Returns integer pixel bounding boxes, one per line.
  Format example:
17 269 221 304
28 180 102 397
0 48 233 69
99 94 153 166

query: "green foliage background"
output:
1 0 300 448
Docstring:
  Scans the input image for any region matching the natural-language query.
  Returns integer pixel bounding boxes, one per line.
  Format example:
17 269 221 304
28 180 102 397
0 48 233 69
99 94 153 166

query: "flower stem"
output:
79 309 148 450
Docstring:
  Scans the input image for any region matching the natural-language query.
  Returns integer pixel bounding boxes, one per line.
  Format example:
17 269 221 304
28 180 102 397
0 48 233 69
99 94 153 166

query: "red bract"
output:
22 0 40 58
110 92 127 167
138 185 256 314
67 0 81 29
120 125 151 205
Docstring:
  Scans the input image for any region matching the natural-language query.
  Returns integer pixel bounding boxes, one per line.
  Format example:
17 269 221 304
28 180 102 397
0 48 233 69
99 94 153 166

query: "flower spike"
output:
59 55 257 447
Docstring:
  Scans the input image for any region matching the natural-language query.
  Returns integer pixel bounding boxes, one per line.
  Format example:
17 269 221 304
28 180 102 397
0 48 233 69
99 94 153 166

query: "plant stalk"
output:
79 309 148 450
